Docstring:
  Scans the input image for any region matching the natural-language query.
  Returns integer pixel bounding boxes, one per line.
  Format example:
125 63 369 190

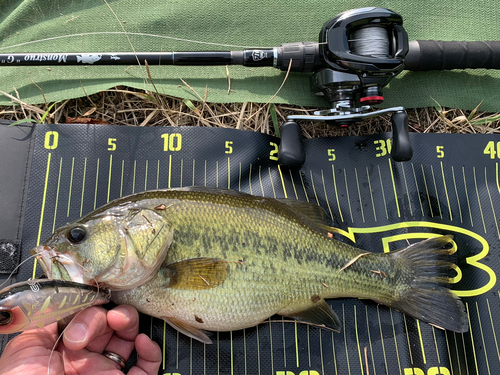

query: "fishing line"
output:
46 267 102 375
47 308 86 375
0 32 280 51
348 26 390 58
103 0 144 74
0 253 40 289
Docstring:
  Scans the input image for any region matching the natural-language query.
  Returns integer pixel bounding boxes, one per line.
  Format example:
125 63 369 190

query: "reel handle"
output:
390 111 413 162
277 110 413 168
278 121 306 168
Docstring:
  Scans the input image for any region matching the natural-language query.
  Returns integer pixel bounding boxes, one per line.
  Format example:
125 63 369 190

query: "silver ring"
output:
102 350 126 369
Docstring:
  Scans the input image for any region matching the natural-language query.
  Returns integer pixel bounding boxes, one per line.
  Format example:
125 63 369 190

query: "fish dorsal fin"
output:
164 317 212 344
162 258 229 290
276 199 333 234
282 299 340 330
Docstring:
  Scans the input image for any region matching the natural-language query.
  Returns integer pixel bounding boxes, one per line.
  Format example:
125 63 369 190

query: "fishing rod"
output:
2 7 499 166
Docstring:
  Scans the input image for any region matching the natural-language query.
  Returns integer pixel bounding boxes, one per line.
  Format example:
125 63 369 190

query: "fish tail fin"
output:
387 235 468 332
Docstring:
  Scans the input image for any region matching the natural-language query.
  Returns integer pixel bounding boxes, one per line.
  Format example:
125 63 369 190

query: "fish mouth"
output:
30 246 84 283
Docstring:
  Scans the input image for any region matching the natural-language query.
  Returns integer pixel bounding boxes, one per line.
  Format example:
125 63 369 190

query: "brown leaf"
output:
66 116 109 125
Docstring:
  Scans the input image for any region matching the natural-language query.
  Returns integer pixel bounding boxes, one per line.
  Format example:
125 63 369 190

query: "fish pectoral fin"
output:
164 317 213 344
282 299 341 331
161 258 229 290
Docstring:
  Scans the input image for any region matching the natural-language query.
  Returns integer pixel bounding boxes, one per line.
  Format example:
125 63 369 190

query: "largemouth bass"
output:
31 187 468 343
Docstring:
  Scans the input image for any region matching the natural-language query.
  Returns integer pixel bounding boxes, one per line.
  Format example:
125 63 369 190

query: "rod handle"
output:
405 40 500 71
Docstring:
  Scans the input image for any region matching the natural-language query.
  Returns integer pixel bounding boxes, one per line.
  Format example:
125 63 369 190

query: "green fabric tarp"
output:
0 0 499 111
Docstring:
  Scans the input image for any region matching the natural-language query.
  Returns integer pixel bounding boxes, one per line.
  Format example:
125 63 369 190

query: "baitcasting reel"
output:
2 7 499 167
274 7 412 166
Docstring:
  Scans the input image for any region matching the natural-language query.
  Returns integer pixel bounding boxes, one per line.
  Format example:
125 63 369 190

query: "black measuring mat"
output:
2 123 500 375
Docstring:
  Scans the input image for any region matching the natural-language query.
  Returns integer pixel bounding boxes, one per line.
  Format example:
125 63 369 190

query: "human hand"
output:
0 305 161 375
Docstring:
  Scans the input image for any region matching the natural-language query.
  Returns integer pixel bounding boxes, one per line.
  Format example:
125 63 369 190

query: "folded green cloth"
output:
0 0 499 111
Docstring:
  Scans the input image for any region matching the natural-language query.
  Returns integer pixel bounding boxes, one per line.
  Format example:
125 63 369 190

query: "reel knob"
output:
390 111 413 161
278 121 306 168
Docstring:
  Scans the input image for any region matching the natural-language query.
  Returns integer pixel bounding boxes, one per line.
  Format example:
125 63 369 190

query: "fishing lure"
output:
0 279 111 334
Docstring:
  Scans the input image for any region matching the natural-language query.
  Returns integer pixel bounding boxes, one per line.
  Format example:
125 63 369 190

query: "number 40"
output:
484 141 500 159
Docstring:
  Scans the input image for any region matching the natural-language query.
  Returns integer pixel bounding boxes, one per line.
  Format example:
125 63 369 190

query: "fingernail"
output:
112 307 130 320
65 322 88 343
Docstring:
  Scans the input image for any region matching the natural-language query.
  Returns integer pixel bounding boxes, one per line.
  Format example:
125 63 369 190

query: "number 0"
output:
44 131 59 149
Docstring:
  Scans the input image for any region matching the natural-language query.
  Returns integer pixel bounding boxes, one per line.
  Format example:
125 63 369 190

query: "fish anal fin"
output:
164 317 212 344
282 299 340 330
162 257 229 290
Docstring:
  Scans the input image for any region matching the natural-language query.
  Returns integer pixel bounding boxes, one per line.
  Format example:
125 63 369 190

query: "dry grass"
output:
1 85 499 136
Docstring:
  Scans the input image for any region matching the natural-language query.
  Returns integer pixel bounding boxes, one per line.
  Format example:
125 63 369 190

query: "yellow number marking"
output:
436 145 444 158
328 149 336 161
404 368 450 375
108 138 117 151
374 139 392 157
269 142 279 161
404 369 425 375
225 141 233 154
44 131 59 149
161 133 183 151
484 141 500 159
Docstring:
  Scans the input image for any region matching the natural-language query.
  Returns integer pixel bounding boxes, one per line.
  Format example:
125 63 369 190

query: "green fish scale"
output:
112 190 401 330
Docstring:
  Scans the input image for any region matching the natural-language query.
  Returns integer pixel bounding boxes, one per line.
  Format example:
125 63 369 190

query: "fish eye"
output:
67 225 87 244
0 310 12 325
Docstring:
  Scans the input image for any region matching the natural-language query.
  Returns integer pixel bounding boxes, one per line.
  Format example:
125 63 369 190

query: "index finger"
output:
106 304 140 341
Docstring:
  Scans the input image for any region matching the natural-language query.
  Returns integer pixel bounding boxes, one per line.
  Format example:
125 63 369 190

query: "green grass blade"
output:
470 113 500 125
8 118 37 127
183 99 199 113
40 102 57 123
269 103 280 138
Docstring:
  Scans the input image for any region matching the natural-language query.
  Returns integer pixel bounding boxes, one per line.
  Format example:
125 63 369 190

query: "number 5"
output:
108 138 117 151
328 149 336 161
